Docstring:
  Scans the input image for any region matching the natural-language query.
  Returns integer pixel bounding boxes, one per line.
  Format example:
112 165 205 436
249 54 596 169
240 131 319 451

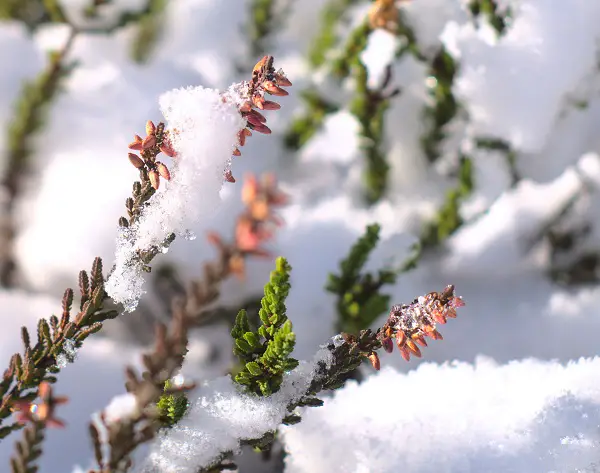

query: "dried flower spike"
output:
378 285 464 362
225 55 291 182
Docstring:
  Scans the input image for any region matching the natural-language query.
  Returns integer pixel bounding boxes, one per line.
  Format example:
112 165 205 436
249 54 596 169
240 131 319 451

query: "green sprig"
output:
326 224 397 335
421 156 474 247
231 257 298 397
157 379 189 427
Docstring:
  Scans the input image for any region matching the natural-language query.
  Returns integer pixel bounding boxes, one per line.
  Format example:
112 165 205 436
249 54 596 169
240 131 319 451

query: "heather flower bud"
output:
224 170 236 183
368 352 380 371
252 95 265 109
128 135 144 150
275 73 292 87
412 334 428 347
242 174 258 204
406 340 422 357
253 55 270 73
249 123 272 134
261 100 281 110
395 330 406 348
245 113 264 127
430 329 443 340
382 337 394 353
156 162 171 181
263 81 289 96
399 346 411 362
142 134 157 150
149 170 160 190
451 297 466 308
128 153 144 169
159 142 176 158
237 130 247 146
232 148 241 156
432 311 447 324
145 120 156 136
248 110 266 123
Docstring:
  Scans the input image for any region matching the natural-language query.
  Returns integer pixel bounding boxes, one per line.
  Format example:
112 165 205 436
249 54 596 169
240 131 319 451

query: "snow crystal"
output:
55 338 78 368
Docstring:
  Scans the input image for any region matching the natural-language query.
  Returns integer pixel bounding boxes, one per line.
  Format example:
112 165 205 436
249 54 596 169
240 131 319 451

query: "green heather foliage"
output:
129 0 168 64
231 257 299 396
157 379 189 428
421 156 474 248
327 224 397 334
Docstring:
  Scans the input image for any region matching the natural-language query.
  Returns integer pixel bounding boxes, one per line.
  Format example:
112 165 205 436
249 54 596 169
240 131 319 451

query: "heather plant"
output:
3 1 600 472
0 42 465 470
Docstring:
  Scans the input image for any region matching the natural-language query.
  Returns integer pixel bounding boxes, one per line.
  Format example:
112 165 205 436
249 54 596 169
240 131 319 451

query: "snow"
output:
140 348 333 473
282 357 600 473
102 393 140 424
2 0 600 472
105 85 246 311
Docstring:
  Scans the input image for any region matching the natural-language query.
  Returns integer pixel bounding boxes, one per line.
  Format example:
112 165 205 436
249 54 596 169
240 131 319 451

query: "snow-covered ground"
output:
3 1 600 472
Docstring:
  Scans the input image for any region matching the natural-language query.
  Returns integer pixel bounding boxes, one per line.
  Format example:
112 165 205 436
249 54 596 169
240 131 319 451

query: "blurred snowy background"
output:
3 0 600 471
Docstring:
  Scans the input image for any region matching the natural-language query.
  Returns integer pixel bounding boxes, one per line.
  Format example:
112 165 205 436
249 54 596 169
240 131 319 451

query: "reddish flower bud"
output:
406 340 422 357
395 330 406 348
142 134 157 150
430 329 443 340
412 334 428 347
128 135 144 150
432 310 447 324
128 153 144 169
159 142 176 158
261 100 281 110
248 110 266 123
249 123 272 134
451 296 465 308
237 130 247 147
368 352 380 371
232 148 241 157
252 95 265 109
275 74 292 87
245 113 265 127
382 337 394 353
253 55 270 74
242 174 258 205
263 81 289 96
145 120 156 136
149 170 160 190
156 162 171 181
224 170 236 183
399 346 411 362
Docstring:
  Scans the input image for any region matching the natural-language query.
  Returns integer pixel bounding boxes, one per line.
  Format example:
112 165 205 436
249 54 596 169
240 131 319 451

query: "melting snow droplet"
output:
183 229 197 241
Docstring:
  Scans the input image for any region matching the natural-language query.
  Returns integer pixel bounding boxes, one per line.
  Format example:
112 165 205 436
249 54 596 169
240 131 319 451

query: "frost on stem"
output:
55 338 77 368
105 86 246 312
